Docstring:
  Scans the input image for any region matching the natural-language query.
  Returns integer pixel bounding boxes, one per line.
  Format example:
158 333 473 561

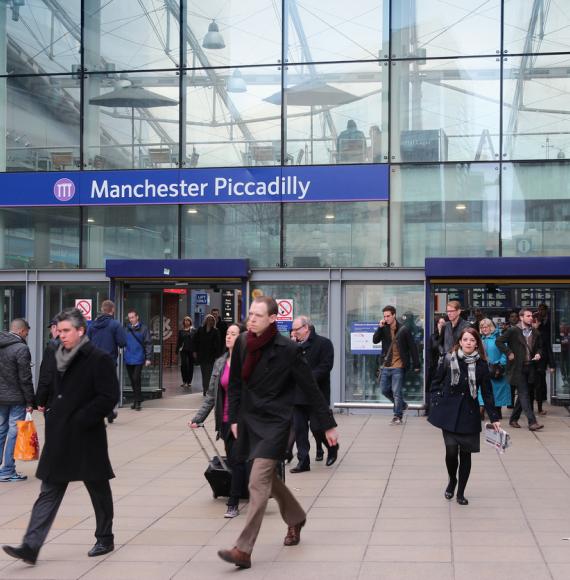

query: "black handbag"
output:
489 362 505 379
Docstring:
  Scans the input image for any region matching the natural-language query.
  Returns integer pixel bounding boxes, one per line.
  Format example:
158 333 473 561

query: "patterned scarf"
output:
241 322 278 381
450 348 480 399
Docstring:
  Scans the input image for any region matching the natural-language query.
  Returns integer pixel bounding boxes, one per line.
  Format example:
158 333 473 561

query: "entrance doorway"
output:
121 282 243 400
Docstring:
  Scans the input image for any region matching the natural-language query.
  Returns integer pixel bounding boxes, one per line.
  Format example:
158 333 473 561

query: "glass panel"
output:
504 1 570 54
83 205 178 267
285 61 387 165
391 58 500 162
345 284 424 403
287 0 387 63
284 201 387 268
0 285 25 331
182 203 279 268
502 163 570 256
390 164 500 267
85 1 180 71
391 0 500 59
251 283 329 337
1 75 80 172
503 55 570 160
84 71 179 170
0 207 80 269
2 1 80 75
184 66 281 168
185 1 281 67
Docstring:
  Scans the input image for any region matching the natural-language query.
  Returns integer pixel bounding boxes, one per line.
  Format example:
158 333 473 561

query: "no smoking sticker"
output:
75 299 92 321
276 299 293 321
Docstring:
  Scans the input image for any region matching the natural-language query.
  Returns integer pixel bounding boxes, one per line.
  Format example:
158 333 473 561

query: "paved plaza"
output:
1 394 570 580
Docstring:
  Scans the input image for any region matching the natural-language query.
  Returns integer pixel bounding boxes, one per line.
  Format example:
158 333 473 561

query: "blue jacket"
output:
124 323 153 365
87 314 127 362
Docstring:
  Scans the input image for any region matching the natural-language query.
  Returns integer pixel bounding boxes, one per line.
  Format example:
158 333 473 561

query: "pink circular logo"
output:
53 178 76 202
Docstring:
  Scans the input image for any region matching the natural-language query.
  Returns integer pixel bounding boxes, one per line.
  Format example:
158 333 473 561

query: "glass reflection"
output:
285 62 387 165
182 203 279 267
391 0 500 59
84 71 179 170
185 1 281 67
503 55 570 160
2 75 80 172
284 202 387 267
184 67 281 168
85 1 180 71
502 163 570 256
83 205 178 267
0 207 80 269
390 164 500 266
391 58 500 162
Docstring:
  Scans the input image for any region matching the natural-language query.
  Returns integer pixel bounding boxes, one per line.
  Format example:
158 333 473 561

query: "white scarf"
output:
450 348 480 399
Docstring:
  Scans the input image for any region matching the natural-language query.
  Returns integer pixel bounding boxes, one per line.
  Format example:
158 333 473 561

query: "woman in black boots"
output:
429 327 501 505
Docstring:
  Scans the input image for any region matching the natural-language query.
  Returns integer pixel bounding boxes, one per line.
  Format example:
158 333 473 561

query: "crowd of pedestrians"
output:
0 294 559 569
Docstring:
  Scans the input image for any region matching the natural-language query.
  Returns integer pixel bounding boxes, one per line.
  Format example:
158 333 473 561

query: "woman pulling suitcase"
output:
190 323 247 518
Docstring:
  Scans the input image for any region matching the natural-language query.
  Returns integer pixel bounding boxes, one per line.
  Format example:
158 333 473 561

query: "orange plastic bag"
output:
14 412 40 461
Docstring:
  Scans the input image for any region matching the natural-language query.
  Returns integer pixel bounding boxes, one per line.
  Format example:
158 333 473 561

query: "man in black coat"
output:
290 316 338 472
2 308 119 566
441 300 472 354
218 297 338 569
496 308 544 431
373 305 420 425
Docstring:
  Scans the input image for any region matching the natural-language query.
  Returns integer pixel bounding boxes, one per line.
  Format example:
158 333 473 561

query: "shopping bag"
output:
14 412 40 461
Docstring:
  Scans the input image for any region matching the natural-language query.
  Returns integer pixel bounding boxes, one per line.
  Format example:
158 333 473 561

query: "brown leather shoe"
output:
529 423 544 431
509 421 521 429
284 519 306 546
217 547 251 569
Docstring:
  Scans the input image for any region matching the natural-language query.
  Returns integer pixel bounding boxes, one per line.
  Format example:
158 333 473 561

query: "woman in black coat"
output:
193 315 221 396
429 327 501 505
177 316 195 388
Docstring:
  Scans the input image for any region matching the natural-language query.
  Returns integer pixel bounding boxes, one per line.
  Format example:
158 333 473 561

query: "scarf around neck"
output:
242 322 278 381
450 348 480 399
55 335 89 373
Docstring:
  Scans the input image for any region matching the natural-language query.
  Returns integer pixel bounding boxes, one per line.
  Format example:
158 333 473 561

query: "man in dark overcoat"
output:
496 308 544 431
290 316 338 472
217 297 339 569
2 308 119 566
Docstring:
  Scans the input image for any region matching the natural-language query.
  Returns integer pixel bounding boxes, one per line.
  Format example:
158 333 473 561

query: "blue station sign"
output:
0 165 389 207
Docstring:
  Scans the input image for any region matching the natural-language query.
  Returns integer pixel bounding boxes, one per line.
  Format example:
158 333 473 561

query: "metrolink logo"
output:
53 178 76 202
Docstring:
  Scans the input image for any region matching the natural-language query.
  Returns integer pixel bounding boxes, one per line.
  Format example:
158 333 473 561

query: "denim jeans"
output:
0 405 26 478
380 368 406 418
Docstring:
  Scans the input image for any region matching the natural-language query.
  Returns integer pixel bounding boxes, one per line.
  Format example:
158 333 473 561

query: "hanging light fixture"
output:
202 19 225 49
227 69 247 93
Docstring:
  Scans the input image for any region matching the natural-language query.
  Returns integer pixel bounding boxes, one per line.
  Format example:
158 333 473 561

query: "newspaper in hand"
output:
484 423 512 454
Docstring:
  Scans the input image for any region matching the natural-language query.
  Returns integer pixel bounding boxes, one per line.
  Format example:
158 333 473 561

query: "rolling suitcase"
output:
192 425 232 498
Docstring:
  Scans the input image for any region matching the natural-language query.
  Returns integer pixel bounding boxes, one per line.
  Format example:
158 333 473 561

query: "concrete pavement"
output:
1 394 569 579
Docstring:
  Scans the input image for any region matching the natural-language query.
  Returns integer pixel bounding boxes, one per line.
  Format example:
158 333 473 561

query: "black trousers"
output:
179 351 194 385
200 361 214 395
126 364 143 403
293 405 330 466
220 423 248 506
24 480 114 552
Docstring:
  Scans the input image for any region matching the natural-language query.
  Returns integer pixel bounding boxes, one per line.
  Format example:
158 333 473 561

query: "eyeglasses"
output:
291 324 306 332
446 309 458 313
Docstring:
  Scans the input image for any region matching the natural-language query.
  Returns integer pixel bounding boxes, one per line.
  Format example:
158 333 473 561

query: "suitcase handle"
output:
190 425 229 471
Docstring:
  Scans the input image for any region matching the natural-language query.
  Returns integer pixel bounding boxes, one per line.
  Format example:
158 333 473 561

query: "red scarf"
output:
242 322 278 381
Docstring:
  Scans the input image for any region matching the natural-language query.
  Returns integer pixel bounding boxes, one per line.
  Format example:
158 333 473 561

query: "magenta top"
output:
220 362 230 423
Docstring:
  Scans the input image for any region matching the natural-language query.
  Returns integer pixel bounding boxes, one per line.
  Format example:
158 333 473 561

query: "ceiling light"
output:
455 204 467 211
202 20 225 49
227 69 247 93
325 214 335 219
87 218 95 223
187 209 198 214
